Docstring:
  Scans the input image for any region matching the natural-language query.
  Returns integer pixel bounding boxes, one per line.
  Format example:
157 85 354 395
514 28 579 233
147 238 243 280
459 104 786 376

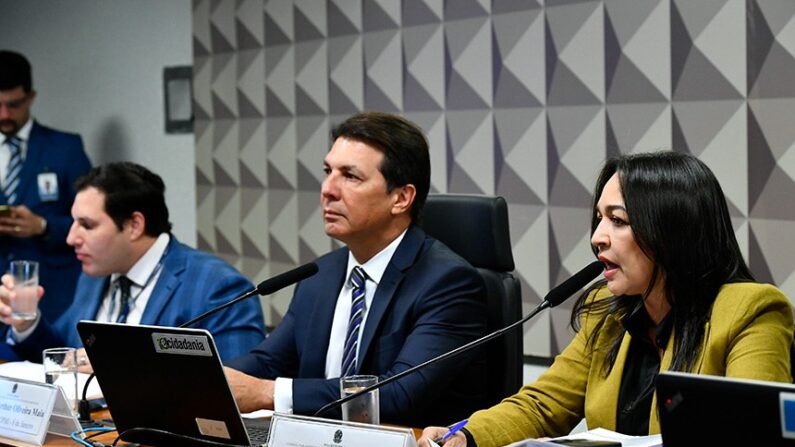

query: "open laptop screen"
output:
657 371 795 446
77 321 258 446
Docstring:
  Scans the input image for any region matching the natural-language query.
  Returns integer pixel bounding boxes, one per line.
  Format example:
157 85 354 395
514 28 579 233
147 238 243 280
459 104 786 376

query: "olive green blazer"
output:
466 283 794 447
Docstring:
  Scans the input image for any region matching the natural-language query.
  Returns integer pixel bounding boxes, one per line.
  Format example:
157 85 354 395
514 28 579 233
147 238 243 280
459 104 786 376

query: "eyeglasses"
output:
0 95 30 110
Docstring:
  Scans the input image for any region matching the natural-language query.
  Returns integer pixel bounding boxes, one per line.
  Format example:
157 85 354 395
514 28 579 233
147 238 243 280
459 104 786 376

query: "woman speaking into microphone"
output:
420 151 793 446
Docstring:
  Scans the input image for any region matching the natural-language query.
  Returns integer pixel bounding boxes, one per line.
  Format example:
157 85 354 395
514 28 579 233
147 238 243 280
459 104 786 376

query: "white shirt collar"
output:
111 233 171 287
3 118 33 160
345 229 407 286
14 118 33 142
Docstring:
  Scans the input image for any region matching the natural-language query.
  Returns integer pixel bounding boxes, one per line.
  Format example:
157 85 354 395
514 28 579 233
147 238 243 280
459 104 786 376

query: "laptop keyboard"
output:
244 418 271 445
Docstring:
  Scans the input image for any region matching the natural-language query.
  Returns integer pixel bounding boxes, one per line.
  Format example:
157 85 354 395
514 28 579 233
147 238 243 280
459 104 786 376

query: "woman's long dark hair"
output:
571 151 754 375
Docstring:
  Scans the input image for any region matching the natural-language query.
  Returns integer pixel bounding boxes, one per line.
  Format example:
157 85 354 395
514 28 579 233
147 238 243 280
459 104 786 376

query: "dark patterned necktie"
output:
341 266 367 377
115 276 134 323
3 136 22 204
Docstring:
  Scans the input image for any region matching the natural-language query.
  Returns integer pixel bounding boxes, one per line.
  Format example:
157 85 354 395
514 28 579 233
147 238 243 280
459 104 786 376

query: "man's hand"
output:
0 273 43 332
0 206 46 238
76 348 93 374
418 427 467 447
223 366 275 413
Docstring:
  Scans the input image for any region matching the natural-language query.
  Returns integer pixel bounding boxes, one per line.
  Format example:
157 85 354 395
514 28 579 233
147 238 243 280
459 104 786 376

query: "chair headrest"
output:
419 194 515 272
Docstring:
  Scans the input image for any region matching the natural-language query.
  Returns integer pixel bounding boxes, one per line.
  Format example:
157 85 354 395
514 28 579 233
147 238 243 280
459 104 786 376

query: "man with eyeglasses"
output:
0 50 91 327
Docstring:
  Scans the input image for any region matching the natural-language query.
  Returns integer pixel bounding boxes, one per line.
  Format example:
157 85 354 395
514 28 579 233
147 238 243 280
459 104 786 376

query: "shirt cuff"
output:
9 312 41 343
273 377 294 413
462 427 477 447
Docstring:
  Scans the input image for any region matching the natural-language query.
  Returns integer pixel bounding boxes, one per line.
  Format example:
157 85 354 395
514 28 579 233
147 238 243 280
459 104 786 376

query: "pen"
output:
433 419 468 444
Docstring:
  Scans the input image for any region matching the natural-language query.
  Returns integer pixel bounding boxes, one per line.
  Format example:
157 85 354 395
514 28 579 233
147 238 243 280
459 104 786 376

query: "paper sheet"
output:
241 409 274 419
0 361 103 400
552 427 662 447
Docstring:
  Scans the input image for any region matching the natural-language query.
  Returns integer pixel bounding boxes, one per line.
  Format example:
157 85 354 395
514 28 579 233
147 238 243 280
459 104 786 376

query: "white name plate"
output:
0 375 81 447
267 413 417 447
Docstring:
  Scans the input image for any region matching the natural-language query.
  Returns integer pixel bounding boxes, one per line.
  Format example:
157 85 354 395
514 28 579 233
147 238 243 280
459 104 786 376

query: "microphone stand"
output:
315 259 604 418
314 299 552 417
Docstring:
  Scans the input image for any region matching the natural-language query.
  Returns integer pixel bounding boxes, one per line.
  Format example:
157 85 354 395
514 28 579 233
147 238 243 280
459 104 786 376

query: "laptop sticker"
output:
196 417 231 440
152 333 213 356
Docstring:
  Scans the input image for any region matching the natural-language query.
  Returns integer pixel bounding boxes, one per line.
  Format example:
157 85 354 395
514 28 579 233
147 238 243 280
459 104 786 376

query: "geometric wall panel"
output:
194 0 795 359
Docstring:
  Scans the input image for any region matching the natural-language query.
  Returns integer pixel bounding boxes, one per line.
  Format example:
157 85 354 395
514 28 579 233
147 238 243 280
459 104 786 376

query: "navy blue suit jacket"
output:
227 226 488 427
0 121 91 321
9 237 267 362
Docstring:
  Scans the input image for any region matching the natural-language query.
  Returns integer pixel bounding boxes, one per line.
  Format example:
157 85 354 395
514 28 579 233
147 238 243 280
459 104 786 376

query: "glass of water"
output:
339 375 380 425
42 347 78 413
9 260 39 320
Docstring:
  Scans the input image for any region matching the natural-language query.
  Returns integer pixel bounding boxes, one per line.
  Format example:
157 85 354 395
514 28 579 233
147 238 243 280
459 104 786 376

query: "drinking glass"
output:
9 260 39 320
339 375 380 425
42 347 78 414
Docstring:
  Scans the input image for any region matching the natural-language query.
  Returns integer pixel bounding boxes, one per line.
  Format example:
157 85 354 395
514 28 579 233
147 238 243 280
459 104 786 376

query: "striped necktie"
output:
341 266 367 377
3 136 22 204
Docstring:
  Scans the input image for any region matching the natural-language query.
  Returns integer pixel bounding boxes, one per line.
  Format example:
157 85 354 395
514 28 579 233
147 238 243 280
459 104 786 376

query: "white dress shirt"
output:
0 118 32 184
13 233 171 341
273 229 407 413
95 233 170 323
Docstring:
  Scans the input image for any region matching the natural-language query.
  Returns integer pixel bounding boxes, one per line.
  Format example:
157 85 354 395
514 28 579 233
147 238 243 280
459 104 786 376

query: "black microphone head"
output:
544 260 603 307
256 262 319 296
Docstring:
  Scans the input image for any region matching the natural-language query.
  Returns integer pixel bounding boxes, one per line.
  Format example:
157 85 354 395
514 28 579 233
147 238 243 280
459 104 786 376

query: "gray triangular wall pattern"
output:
403 0 441 26
363 0 399 32
193 0 795 359
444 0 489 22
264 11 292 46
328 0 360 37
294 6 324 42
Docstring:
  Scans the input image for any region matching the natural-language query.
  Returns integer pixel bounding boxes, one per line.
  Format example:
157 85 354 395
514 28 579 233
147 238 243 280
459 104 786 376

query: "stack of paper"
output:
0 361 103 400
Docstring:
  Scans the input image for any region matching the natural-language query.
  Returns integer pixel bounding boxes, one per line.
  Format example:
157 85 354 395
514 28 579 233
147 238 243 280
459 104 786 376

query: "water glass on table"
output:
9 260 39 320
42 347 78 414
340 374 380 425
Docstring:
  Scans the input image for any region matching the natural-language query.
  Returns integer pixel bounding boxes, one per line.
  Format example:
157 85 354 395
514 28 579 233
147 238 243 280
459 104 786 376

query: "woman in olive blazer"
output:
421 151 793 447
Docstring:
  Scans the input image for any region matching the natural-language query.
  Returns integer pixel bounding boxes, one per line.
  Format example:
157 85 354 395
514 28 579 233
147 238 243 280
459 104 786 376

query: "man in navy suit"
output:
225 112 488 427
0 162 266 363
0 50 91 323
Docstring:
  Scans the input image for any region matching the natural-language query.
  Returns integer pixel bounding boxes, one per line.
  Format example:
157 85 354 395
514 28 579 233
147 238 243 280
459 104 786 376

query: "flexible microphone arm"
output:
78 262 319 421
314 260 604 418
180 262 319 328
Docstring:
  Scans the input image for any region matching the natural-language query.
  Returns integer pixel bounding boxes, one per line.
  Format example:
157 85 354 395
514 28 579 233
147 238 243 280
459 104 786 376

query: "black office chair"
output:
419 193 523 406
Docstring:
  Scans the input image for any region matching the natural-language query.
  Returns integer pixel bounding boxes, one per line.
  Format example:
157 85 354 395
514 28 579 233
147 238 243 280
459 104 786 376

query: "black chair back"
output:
419 194 523 406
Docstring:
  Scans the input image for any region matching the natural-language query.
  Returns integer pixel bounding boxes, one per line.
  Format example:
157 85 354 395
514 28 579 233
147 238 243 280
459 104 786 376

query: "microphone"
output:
179 262 319 328
78 262 319 422
314 260 604 418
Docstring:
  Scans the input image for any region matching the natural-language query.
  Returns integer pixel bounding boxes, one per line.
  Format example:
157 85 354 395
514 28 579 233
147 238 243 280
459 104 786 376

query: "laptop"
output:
656 371 795 446
77 321 270 447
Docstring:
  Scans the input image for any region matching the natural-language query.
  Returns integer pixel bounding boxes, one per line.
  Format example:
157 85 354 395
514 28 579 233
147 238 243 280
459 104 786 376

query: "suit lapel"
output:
139 239 184 324
357 226 424 367
16 122 44 205
83 276 110 320
301 250 347 377
586 316 629 432
647 321 710 434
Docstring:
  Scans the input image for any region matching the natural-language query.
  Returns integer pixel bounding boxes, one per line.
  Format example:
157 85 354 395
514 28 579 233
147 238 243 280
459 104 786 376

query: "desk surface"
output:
41 410 424 446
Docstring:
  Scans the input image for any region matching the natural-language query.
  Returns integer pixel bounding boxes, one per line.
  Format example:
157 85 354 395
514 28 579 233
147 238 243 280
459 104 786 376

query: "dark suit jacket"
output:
0 121 91 321
8 237 267 362
227 225 489 427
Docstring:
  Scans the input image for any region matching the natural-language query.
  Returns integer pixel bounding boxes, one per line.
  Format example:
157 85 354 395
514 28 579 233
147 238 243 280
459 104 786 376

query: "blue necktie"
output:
341 266 367 377
3 136 22 204
114 276 134 323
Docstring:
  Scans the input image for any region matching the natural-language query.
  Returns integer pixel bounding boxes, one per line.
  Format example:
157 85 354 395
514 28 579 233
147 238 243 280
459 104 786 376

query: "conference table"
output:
40 410 424 446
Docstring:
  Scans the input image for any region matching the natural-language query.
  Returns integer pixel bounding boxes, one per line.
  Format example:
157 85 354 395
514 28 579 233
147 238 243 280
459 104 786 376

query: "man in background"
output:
0 50 91 321
0 162 266 362
225 112 488 427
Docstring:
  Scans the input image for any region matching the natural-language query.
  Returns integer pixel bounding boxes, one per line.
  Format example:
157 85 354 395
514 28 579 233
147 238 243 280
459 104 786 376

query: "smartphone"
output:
0 205 11 217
